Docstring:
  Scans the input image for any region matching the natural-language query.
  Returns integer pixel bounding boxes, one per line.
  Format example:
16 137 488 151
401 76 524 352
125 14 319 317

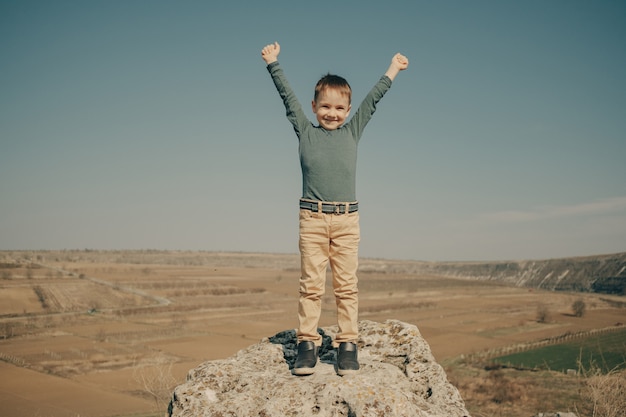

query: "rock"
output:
168 319 470 417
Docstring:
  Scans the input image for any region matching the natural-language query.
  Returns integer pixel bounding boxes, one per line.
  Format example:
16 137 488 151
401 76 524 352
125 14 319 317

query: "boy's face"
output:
312 88 351 130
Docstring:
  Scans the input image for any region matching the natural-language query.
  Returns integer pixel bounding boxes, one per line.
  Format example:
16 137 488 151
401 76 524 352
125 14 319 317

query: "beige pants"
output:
297 208 360 347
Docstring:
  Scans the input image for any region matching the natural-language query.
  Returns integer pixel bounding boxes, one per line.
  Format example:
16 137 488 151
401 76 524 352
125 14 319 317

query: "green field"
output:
493 328 626 373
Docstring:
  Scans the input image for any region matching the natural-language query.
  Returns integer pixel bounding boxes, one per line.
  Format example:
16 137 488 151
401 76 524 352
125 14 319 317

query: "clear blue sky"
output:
1 0 625 261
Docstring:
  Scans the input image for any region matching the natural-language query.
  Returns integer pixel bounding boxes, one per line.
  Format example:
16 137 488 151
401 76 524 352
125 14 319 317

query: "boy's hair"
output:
314 74 352 104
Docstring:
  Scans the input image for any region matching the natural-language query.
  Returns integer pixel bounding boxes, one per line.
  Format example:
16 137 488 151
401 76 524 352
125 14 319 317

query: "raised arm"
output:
261 42 310 137
261 42 280 65
384 53 409 81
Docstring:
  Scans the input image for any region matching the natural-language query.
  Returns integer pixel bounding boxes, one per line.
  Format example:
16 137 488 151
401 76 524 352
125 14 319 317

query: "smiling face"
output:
312 88 352 130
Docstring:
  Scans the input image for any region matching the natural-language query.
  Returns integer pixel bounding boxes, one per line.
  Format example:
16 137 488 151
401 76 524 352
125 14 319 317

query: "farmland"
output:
491 328 626 372
1 250 624 417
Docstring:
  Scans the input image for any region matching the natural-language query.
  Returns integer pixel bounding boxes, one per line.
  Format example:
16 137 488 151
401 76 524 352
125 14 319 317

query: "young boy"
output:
261 42 408 376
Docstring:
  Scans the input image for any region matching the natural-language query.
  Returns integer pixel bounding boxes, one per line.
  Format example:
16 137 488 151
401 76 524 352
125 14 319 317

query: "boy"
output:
261 42 408 376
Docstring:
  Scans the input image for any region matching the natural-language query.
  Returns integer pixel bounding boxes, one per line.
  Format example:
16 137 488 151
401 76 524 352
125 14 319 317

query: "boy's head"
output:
311 74 352 130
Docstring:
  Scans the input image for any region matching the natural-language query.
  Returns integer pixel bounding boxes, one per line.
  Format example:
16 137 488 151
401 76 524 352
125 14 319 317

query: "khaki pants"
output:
297 208 360 347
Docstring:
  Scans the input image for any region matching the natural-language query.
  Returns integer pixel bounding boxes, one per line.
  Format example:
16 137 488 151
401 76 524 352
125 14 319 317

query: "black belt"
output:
299 199 359 214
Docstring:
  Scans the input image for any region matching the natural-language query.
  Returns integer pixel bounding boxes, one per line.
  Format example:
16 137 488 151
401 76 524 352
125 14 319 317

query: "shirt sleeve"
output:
267 61 311 139
347 75 392 141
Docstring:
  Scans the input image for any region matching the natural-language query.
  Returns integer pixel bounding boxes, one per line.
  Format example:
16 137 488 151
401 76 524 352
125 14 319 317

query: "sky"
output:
1 0 625 262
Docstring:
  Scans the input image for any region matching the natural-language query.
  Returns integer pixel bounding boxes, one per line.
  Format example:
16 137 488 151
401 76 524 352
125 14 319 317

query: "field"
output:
0 250 624 417
492 328 626 372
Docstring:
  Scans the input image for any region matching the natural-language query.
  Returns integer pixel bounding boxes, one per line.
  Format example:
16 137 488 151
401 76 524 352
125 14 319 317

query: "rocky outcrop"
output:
168 320 470 417
359 252 626 294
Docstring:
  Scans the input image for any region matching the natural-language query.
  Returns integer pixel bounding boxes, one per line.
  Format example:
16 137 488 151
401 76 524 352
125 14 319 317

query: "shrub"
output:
536 303 551 323
578 357 626 417
133 355 177 411
572 298 586 317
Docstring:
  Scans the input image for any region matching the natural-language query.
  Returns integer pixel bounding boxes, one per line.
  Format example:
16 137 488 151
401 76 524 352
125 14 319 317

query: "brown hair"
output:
314 74 352 104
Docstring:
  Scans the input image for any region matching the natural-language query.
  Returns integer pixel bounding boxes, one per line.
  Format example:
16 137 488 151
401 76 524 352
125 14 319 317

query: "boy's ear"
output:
311 100 317 113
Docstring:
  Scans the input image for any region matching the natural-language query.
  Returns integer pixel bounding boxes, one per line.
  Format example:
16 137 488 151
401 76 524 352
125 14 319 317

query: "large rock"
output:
168 320 470 416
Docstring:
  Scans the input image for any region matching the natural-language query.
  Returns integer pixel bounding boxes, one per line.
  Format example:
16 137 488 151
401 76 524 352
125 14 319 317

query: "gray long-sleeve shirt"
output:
267 61 392 202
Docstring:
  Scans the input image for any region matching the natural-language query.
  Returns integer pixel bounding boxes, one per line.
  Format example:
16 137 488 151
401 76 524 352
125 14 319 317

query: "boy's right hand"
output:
384 52 409 81
261 42 280 64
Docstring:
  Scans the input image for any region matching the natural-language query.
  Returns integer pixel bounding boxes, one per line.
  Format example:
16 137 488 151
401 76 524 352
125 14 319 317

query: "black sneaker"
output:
336 342 359 376
293 341 318 376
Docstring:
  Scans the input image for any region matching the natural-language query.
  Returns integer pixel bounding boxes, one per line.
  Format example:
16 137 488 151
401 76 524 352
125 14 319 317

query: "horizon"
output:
1 247 624 264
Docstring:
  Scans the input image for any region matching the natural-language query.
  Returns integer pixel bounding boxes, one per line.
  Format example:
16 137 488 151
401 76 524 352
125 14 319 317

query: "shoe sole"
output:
292 366 316 376
337 368 359 376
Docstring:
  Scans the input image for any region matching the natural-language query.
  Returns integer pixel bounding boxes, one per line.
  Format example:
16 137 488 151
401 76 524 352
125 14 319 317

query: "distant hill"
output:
359 252 626 295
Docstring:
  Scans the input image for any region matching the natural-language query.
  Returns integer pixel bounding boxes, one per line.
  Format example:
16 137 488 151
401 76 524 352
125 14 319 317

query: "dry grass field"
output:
0 250 624 417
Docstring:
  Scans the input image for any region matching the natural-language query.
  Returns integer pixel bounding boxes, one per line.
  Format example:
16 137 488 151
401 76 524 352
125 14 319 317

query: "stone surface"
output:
168 319 470 417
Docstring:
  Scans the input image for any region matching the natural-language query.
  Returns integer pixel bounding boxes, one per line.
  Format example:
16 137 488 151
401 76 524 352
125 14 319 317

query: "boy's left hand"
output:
385 52 409 81
392 53 409 71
